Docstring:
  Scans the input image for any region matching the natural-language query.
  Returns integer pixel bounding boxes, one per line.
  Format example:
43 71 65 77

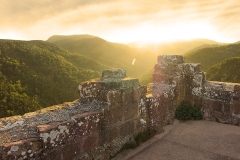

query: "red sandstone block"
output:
222 103 231 113
234 84 240 92
103 126 120 143
2 138 42 160
37 122 66 133
119 120 134 136
133 87 146 102
211 101 223 113
191 95 203 108
37 112 102 151
123 102 138 120
234 85 240 100
78 80 105 99
83 136 99 150
152 74 174 84
103 105 123 125
232 101 240 114
154 64 183 75
154 64 165 74
40 140 83 160
71 112 102 137
122 91 133 103
106 90 122 107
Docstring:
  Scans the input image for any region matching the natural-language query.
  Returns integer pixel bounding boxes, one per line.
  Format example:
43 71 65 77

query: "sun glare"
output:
0 31 25 40
132 58 136 65
105 20 219 45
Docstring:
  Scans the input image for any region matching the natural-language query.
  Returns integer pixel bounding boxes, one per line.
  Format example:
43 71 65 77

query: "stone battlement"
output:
0 56 240 160
0 68 147 160
101 68 126 79
152 55 240 126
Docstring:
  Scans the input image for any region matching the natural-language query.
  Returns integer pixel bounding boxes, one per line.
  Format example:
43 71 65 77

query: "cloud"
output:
0 0 100 26
0 0 240 42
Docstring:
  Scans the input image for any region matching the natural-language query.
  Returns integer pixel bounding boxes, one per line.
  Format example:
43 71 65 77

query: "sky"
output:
0 0 240 43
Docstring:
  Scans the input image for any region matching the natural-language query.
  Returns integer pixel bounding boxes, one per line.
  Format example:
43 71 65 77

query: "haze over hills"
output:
47 34 157 78
129 39 224 55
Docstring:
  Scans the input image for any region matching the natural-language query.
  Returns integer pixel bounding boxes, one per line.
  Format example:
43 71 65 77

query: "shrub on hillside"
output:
175 101 202 120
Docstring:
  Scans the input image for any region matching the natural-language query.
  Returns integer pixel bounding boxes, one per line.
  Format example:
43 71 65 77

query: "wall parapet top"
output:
157 55 184 64
101 68 126 79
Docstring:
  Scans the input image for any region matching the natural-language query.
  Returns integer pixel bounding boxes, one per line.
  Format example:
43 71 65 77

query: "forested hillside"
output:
139 69 154 85
0 40 102 118
206 57 240 83
185 43 240 70
47 35 157 78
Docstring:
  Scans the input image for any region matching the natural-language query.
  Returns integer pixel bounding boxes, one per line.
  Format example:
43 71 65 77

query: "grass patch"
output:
134 128 157 146
120 142 137 151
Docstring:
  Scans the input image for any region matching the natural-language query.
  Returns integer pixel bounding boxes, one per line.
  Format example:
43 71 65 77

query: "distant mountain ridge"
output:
185 43 240 70
47 34 157 78
47 34 97 42
129 39 224 55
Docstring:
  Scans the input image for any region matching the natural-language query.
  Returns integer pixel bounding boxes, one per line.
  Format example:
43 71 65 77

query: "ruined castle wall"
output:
149 55 205 129
0 101 104 160
0 69 149 160
201 81 240 125
151 55 240 126
149 55 185 131
1 56 240 160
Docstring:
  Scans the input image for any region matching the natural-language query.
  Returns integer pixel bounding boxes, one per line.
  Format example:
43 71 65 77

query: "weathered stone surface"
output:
119 120 135 136
78 80 105 100
1 138 43 160
157 55 184 65
183 63 202 75
151 55 240 128
102 68 126 79
103 126 120 143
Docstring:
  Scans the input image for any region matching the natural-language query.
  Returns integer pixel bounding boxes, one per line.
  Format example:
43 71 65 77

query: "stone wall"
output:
0 69 148 160
150 55 240 126
201 81 240 124
1 56 240 160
